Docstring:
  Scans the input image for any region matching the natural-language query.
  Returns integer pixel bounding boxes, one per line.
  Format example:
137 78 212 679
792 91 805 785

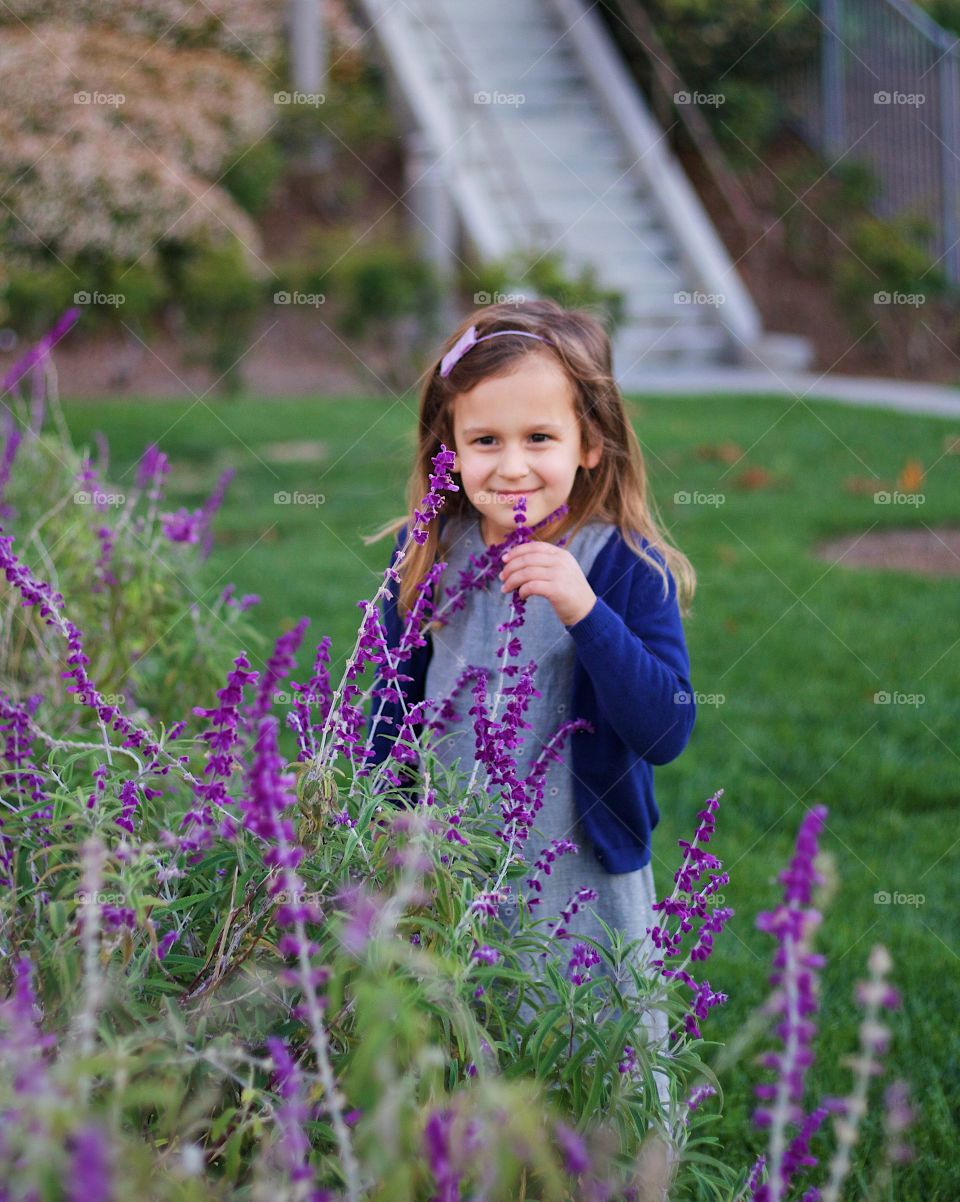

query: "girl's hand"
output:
498 542 598 628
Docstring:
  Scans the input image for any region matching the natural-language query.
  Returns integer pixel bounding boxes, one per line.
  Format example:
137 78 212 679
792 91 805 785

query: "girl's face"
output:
450 352 602 547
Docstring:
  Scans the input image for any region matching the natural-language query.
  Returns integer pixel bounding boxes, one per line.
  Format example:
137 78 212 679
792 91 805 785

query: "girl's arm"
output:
565 554 695 765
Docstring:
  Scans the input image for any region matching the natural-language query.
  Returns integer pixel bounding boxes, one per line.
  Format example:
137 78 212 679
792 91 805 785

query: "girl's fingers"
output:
516 579 552 599
502 571 552 593
499 553 557 579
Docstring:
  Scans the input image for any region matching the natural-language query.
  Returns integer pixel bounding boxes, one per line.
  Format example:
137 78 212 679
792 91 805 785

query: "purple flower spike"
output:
554 1120 590 1176
66 1124 113 1202
410 444 459 545
160 506 203 545
423 1107 465 1201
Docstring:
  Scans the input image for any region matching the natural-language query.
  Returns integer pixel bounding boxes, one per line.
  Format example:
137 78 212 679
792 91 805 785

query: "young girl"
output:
364 298 697 1119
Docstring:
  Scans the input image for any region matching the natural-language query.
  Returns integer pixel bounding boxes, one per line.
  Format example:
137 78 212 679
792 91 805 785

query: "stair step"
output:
614 323 734 363
359 0 754 369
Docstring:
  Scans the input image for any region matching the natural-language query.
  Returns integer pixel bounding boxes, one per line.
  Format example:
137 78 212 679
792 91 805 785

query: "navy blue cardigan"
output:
364 515 696 872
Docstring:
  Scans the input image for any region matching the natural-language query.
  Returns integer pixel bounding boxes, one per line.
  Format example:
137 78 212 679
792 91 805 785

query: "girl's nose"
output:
499 447 530 474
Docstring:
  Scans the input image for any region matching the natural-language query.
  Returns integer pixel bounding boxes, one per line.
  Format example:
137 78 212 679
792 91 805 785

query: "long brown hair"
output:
361 299 696 626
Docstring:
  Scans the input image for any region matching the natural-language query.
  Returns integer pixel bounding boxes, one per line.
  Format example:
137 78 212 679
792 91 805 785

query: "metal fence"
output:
779 0 960 283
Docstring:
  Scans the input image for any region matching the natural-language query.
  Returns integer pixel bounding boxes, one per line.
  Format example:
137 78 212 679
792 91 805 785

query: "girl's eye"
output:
472 434 552 445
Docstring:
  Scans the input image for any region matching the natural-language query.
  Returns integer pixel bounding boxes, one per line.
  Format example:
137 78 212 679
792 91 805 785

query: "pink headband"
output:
439 324 548 378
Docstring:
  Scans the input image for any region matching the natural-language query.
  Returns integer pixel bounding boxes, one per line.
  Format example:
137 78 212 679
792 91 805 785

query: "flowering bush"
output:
0 23 271 276
0 322 916 1199
0 310 264 723
0 0 286 63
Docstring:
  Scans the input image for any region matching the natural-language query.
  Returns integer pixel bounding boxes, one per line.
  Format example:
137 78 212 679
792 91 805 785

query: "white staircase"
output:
355 0 812 382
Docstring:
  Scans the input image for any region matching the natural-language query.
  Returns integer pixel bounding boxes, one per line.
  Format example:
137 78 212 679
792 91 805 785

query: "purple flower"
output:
647 790 733 1039
114 779 140 834
0 424 22 520
684 1083 717 1119
0 532 162 775
0 308 79 399
102 905 136 931
750 806 830 1202
567 942 601 986
186 652 260 851
0 956 57 1100
554 1120 590 1176
160 506 203 544
882 1079 915 1163
547 887 599 945
288 636 333 760
525 837 579 907
66 1124 113 1202
0 690 48 826
156 930 179 961
423 1107 465 1202
335 883 384 956
135 443 170 500
471 945 500 965
91 525 118 592
266 1037 315 1188
246 617 310 732
410 443 459 544
198 468 235 558
469 887 511 920
744 1154 766 1199
618 1045 637 1074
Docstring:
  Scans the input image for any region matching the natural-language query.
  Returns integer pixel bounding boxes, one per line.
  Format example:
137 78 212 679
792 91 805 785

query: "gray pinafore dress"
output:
422 513 671 1103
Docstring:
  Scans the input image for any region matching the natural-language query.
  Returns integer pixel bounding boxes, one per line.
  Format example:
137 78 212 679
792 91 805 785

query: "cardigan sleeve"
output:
564 546 695 765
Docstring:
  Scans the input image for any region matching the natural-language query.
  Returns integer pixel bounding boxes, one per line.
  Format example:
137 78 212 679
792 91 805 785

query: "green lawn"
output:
62 391 959 1200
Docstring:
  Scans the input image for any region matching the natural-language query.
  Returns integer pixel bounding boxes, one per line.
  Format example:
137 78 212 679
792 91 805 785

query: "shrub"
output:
464 251 628 338
177 240 269 395
0 317 918 1201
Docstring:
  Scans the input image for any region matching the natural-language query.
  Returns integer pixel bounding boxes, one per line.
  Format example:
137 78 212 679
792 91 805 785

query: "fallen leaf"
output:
696 441 744 464
733 466 776 490
897 458 924 492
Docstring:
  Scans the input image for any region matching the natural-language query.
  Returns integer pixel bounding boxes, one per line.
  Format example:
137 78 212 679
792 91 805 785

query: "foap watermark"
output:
674 490 725 507
874 691 924 707
476 490 537 506
273 691 326 706
873 490 924 506
274 490 325 507
874 890 924 907
474 290 527 306
274 890 324 907
76 890 125 906
74 90 125 107
75 489 125 507
674 90 725 107
874 90 925 107
674 690 725 707
874 291 925 307
274 290 325 308
74 290 125 308
474 90 525 108
75 692 125 707
274 90 325 107
674 290 725 307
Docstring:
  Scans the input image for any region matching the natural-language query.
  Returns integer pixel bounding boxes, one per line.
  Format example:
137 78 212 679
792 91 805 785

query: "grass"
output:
61 389 960 1200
